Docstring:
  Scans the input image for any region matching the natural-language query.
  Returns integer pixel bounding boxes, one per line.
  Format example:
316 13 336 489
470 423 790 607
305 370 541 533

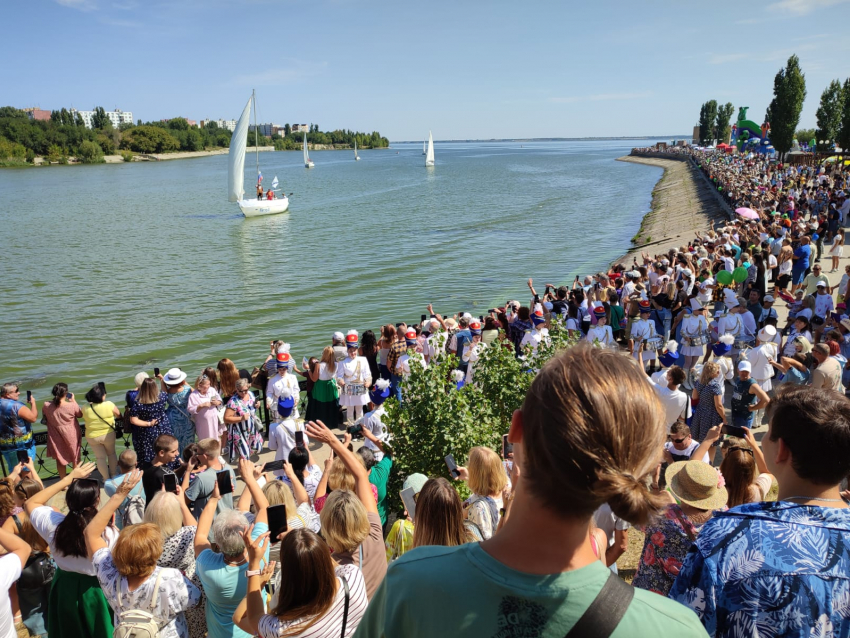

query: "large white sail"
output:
227 96 252 202
303 132 308 164
354 140 357 158
425 131 435 166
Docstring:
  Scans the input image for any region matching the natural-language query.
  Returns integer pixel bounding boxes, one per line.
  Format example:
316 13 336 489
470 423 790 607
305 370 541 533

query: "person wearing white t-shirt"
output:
0 527 29 638
646 365 691 432
593 503 629 574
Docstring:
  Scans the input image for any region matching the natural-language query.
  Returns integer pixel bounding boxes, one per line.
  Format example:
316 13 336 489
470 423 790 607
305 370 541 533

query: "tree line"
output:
696 54 850 158
268 123 389 151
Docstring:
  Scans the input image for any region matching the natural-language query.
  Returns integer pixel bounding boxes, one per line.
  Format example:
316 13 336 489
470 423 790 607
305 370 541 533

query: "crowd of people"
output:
0 149 849 637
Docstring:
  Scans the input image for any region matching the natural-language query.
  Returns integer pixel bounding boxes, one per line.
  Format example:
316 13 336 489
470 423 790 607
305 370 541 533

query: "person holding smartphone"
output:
0 383 38 472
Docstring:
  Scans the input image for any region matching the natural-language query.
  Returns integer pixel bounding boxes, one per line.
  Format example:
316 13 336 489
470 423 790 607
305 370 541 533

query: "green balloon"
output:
732 267 748 283
716 270 734 285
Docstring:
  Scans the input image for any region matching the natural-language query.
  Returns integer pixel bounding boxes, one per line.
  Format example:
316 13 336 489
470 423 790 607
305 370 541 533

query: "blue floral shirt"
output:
669 501 850 638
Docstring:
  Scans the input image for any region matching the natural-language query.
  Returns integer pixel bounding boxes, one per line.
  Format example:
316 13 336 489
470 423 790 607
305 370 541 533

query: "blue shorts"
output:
792 267 806 286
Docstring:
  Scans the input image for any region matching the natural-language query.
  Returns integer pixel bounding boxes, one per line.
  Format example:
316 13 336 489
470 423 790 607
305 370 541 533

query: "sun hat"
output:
665 461 728 510
841 318 850 332
162 368 187 385
738 360 752 372
403 473 428 495
345 330 359 349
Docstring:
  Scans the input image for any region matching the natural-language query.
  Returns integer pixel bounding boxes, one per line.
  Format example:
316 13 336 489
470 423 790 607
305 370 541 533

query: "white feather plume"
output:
280 388 292 399
719 334 735 346
375 378 390 391
277 342 291 354
347 329 359 339
451 370 465 382
665 340 678 353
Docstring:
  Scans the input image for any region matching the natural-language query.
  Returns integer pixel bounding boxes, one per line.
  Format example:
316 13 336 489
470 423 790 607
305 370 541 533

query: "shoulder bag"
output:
89 403 121 434
339 575 350 638
563 571 634 638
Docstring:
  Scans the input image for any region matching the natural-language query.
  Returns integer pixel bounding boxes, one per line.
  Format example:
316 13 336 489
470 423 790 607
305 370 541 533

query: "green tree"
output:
837 78 850 152
714 102 735 143
45 144 62 163
284 123 291 137
167 117 190 131
91 106 110 130
120 125 179 153
698 100 718 145
75 112 84 127
184 128 203 151
76 140 104 163
0 107 26 119
815 79 844 151
796 128 816 146
768 55 807 158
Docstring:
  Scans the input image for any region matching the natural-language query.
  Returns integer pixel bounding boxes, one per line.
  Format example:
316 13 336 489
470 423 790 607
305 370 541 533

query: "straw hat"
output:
665 460 728 510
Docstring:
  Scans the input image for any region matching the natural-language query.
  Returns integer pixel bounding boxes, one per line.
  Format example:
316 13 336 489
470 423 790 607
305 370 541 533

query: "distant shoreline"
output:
391 135 691 144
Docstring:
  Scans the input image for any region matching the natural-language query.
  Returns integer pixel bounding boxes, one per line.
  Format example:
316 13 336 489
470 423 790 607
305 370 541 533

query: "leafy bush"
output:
0 135 26 161
76 140 104 164
120 150 134 162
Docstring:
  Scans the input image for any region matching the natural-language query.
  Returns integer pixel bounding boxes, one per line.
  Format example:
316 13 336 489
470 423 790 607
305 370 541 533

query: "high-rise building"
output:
200 118 237 132
71 108 134 129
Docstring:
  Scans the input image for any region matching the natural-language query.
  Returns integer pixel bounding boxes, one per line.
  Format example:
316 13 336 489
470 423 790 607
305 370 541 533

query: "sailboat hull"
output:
238 197 290 217
425 160 434 166
305 162 314 168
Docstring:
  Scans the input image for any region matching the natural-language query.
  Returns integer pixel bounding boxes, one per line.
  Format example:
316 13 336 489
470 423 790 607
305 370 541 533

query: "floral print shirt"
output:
669 501 850 638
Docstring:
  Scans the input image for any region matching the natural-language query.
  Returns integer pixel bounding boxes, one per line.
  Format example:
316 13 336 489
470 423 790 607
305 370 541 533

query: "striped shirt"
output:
258 563 367 638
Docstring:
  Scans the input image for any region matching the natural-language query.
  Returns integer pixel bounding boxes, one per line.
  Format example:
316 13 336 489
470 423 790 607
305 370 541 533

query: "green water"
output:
0 140 664 400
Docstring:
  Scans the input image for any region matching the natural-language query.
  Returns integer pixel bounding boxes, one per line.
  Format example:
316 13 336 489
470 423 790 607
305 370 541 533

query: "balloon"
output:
716 270 734 285
732 267 748 283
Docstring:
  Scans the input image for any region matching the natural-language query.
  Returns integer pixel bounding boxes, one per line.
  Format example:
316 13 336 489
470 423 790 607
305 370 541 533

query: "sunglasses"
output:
671 438 688 444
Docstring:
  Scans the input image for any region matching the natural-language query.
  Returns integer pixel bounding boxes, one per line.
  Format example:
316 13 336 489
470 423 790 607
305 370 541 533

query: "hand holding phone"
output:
163 473 178 493
400 487 417 521
26 390 32 403
216 470 234 495
154 367 160 377
267 504 289 542
294 431 305 449
17 450 30 465
445 454 460 479
721 424 748 439
263 460 286 473
502 434 513 459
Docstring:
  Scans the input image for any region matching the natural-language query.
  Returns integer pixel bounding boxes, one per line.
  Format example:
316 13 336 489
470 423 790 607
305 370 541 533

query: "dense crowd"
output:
1 150 850 638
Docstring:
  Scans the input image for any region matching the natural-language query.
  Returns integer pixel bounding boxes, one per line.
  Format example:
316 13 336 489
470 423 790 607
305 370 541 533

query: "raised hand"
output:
118 468 142 495
70 462 97 480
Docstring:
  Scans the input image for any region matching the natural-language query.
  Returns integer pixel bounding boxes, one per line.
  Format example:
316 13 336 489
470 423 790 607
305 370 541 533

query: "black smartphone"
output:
154 367 160 377
721 424 748 439
216 470 234 495
502 434 513 459
294 431 305 448
98 381 106 394
163 473 178 493
267 504 288 542
395 322 403 328
67 392 73 401
430 314 436 319
26 390 32 402
479 315 484 323
444 454 460 479
264 460 285 472
488 308 496 314
400 486 417 520
421 314 427 322
16 450 29 465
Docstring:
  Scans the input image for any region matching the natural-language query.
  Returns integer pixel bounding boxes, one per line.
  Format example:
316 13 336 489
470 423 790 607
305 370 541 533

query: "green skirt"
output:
308 378 340 429
311 378 339 403
48 568 114 638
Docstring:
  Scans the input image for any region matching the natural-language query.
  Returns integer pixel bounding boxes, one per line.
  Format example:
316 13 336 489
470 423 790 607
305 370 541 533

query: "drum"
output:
733 336 755 350
686 332 710 347
644 336 663 352
344 383 366 396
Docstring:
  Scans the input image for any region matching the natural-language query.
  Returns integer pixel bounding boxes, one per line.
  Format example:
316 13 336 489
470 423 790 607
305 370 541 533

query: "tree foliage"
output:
815 79 844 151
768 55 807 158
76 140 104 163
698 100 718 145
120 125 180 153
91 106 110 130
837 78 850 152
714 102 735 143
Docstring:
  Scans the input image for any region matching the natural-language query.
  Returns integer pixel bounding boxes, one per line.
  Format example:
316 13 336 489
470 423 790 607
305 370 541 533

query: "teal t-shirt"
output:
354 543 707 638
196 521 269 638
369 455 392 525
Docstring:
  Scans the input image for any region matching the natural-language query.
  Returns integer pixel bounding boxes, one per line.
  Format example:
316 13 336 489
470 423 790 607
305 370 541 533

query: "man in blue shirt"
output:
670 385 850 637
0 383 38 473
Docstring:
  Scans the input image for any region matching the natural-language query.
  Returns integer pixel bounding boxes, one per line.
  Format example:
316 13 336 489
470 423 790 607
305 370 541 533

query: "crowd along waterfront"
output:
0 139 669 395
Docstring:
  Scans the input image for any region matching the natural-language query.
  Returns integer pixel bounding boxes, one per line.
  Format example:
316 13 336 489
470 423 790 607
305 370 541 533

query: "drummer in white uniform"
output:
747 326 780 393
337 330 373 425
585 306 615 348
397 328 427 378
266 351 300 420
679 298 709 382
520 305 550 354
461 321 484 384
629 300 657 369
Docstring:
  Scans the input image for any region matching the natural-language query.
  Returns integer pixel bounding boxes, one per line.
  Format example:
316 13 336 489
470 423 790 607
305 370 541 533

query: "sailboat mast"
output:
252 89 259 184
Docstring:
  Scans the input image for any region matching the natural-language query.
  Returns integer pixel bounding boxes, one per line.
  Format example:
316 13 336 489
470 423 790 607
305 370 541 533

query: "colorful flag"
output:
257 171 263 184
271 175 279 189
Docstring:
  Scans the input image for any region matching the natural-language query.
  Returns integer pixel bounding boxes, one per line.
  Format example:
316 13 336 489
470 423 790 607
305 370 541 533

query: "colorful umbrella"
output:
735 207 759 220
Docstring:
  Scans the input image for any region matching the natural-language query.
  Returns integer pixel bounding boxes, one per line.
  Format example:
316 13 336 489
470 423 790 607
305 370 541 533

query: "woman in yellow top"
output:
82 384 120 480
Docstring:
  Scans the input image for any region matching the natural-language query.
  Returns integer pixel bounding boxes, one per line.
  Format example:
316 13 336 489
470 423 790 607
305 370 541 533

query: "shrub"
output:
121 150 134 162
76 140 104 164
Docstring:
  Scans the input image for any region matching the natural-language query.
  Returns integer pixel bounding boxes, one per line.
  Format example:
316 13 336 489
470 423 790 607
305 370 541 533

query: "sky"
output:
3 0 850 140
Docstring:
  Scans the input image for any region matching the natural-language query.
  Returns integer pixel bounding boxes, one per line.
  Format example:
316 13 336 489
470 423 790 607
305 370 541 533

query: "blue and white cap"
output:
369 378 391 404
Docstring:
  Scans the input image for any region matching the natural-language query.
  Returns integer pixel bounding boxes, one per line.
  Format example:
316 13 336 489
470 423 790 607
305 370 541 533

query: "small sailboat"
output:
422 139 426 155
303 132 314 168
354 139 360 161
425 131 435 167
227 90 289 218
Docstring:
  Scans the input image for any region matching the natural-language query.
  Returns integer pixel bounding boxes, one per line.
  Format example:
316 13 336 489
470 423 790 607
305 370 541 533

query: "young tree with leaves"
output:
837 78 850 153
815 79 844 151
714 102 735 143
767 55 807 159
698 100 718 145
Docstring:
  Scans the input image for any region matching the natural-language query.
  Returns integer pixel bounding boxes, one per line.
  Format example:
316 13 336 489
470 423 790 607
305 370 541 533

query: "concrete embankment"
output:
614 153 732 266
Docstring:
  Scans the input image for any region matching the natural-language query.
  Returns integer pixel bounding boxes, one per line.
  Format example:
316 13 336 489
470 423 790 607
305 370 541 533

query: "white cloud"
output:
769 0 850 14
549 92 651 104
55 0 96 10
233 61 328 86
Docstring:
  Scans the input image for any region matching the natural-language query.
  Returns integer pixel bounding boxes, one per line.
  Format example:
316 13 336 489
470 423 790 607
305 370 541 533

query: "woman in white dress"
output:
679 299 709 381
337 330 372 425
585 306 614 348
830 230 844 273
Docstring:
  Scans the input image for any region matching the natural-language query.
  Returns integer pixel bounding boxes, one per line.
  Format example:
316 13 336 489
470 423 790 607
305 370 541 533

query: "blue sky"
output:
3 0 849 140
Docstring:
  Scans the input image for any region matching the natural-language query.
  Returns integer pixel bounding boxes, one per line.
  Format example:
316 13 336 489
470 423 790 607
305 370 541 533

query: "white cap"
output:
738 360 752 372
758 325 777 342
763 295 775 303
333 331 344 342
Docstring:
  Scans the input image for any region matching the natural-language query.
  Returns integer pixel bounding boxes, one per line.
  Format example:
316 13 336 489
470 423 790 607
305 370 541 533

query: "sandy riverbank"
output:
614 155 731 266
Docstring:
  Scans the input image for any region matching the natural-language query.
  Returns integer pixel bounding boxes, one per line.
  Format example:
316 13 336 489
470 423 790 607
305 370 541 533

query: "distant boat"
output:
422 140 426 155
425 131 435 167
227 90 289 218
354 139 360 161
303 132 314 168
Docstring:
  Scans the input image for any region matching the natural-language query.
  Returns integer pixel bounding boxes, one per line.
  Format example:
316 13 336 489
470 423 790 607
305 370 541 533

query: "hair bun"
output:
599 471 665 527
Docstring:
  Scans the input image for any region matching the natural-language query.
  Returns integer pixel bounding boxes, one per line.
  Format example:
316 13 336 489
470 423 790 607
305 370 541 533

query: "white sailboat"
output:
303 132 314 168
354 139 360 161
422 139 426 155
227 90 289 218
425 131 435 167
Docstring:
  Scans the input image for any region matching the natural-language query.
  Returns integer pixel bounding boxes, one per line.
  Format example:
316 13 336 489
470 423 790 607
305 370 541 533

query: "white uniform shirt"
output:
461 341 485 383
717 313 744 337
397 351 426 377
268 418 307 476
337 356 371 385
520 328 549 354
362 405 387 461
630 319 657 359
681 315 708 340
748 342 779 381
740 310 757 336
585 324 614 347
266 372 300 419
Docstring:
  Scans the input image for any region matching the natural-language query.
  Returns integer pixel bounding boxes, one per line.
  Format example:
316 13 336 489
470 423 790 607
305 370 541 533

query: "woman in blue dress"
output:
689 361 726 442
128 377 174 468
161 368 194 453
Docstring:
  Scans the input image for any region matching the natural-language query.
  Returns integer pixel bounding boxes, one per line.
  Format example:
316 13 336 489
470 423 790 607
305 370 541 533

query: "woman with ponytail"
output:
25 462 116 638
42 382 82 479
356 343 706 636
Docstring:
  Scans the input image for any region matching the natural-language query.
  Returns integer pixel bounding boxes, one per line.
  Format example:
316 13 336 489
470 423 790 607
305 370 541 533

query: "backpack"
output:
113 570 163 638
119 493 145 528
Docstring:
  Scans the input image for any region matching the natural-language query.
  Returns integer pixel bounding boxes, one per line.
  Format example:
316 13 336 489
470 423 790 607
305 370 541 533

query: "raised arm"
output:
194 479 220 558
25 462 97 515
361 426 387 456
742 427 771 475
306 420 377 514
85 468 142 558
0 526 31 572
691 426 722 464
314 451 334 501
282 462 309 507
238 458 268 525
233 526 274 635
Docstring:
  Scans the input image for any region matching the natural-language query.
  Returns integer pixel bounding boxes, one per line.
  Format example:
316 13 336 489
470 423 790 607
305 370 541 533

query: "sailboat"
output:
425 131 435 167
227 90 289 218
303 132 314 168
354 139 360 161
422 139 426 155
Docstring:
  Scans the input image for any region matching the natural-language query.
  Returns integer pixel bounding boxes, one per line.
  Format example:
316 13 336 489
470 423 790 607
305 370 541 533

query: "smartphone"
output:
302 357 309 370
487 308 496 314
216 470 234 495
445 454 460 479
502 434 513 459
395 322 403 328
267 504 289 542
154 367 160 377
26 390 32 402
98 381 106 394
16 450 29 465
400 486 417 520
421 314 427 322
67 392 73 401
294 431 305 448
264 459 286 472
163 473 178 493
721 424 748 439
430 314 436 319
479 315 484 323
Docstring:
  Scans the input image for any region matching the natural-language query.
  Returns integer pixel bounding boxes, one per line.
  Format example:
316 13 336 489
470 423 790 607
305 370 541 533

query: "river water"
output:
0 139 664 397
